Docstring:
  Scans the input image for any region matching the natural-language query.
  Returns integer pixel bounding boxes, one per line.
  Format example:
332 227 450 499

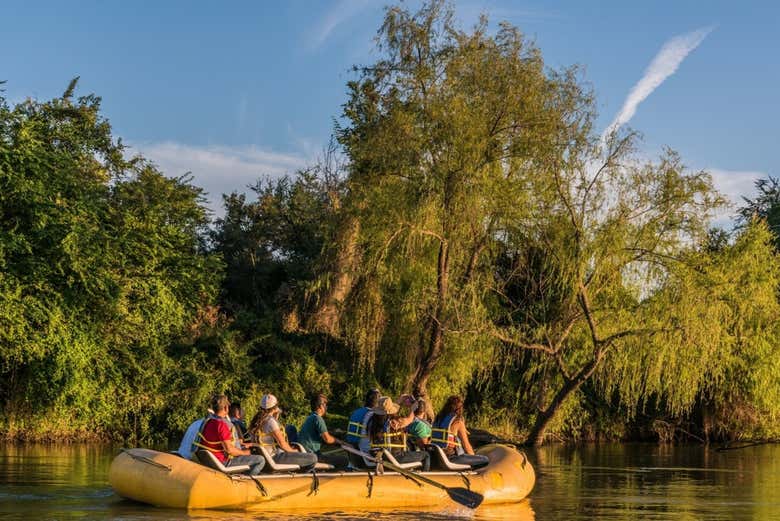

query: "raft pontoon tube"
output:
109 444 534 511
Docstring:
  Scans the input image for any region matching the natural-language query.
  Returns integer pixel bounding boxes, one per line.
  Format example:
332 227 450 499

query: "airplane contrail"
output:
603 26 714 140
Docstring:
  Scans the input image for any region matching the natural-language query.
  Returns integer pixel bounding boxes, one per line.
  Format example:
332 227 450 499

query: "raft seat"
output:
256 446 303 473
358 449 423 471
291 442 335 471
429 445 471 471
195 450 250 475
383 449 423 470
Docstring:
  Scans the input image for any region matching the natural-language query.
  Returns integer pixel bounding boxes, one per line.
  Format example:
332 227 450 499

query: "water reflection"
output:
0 443 777 520
528 443 779 520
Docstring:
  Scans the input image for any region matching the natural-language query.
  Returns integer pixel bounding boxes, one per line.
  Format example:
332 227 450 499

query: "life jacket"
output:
230 417 247 440
193 415 238 459
431 413 462 451
346 407 372 444
370 418 408 451
254 416 289 455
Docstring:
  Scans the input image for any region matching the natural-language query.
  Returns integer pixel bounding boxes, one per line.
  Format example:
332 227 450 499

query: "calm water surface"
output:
0 443 778 520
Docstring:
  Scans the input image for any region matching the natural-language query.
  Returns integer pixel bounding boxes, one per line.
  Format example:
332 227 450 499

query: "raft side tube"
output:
109 444 535 511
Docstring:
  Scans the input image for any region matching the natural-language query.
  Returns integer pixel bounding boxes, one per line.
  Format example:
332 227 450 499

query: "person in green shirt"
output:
297 393 345 468
406 397 432 449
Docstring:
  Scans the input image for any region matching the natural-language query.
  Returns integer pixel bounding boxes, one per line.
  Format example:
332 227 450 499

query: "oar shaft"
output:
338 443 483 509
339 444 445 489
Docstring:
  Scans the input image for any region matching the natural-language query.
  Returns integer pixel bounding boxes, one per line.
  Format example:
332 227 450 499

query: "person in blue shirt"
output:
229 402 248 440
177 409 211 460
297 393 345 468
345 388 381 446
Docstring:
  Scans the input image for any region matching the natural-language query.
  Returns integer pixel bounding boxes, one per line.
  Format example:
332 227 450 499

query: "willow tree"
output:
491 130 736 443
327 1 594 408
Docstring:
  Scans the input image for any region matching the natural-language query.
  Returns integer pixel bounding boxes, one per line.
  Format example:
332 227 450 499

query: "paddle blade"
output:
447 487 484 509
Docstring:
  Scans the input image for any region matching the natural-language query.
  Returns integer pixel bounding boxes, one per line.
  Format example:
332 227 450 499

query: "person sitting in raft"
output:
248 393 317 471
197 394 265 475
345 388 381 447
431 395 489 469
297 393 345 468
406 397 432 449
177 402 214 460
363 396 430 471
229 401 248 441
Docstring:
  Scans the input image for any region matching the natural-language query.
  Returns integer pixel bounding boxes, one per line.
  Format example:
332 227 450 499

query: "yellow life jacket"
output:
253 417 289 453
192 416 239 459
346 407 371 442
369 419 408 450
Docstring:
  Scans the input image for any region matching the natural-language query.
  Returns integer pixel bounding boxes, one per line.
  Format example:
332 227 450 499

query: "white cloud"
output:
131 142 310 215
708 168 763 205
603 26 714 139
706 168 764 227
308 0 373 50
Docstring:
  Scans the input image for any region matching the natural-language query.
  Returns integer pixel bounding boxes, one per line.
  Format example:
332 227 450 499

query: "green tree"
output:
739 176 780 250
212 159 342 323
321 0 594 412
493 139 728 444
0 80 224 441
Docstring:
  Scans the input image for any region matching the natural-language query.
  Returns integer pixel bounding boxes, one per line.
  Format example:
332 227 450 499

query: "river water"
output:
0 443 778 520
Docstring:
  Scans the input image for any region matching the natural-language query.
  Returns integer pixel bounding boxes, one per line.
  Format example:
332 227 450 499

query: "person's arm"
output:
216 421 251 457
221 439 251 457
390 410 415 431
317 415 337 444
272 427 299 452
414 435 430 449
418 426 431 447
454 419 475 455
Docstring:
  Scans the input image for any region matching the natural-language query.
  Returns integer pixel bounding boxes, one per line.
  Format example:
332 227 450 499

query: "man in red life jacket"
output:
198 394 265 475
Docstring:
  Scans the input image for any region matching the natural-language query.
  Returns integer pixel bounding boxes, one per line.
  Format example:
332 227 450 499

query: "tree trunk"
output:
525 356 601 446
410 239 449 417
308 216 360 335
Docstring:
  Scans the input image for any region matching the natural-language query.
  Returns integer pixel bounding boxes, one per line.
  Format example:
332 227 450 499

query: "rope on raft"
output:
365 472 374 498
308 470 320 496
123 450 172 472
250 477 269 496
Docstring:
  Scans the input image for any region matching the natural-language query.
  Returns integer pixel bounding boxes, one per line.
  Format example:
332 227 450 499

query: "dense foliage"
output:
0 82 233 442
1 2 778 444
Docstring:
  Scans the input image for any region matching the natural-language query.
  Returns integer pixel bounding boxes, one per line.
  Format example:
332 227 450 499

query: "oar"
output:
339 443 483 509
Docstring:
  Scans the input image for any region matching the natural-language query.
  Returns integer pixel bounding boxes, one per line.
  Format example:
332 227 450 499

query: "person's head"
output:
435 395 464 424
311 393 328 415
229 401 242 419
398 394 418 413
372 396 400 416
248 394 280 437
367 409 387 441
368 396 401 440
260 394 279 415
211 394 230 416
364 388 381 408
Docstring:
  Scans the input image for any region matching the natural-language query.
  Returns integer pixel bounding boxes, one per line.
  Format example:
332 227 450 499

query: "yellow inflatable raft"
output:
109 444 534 512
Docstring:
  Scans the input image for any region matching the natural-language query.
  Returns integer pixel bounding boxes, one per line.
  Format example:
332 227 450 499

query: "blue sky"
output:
2 0 778 216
